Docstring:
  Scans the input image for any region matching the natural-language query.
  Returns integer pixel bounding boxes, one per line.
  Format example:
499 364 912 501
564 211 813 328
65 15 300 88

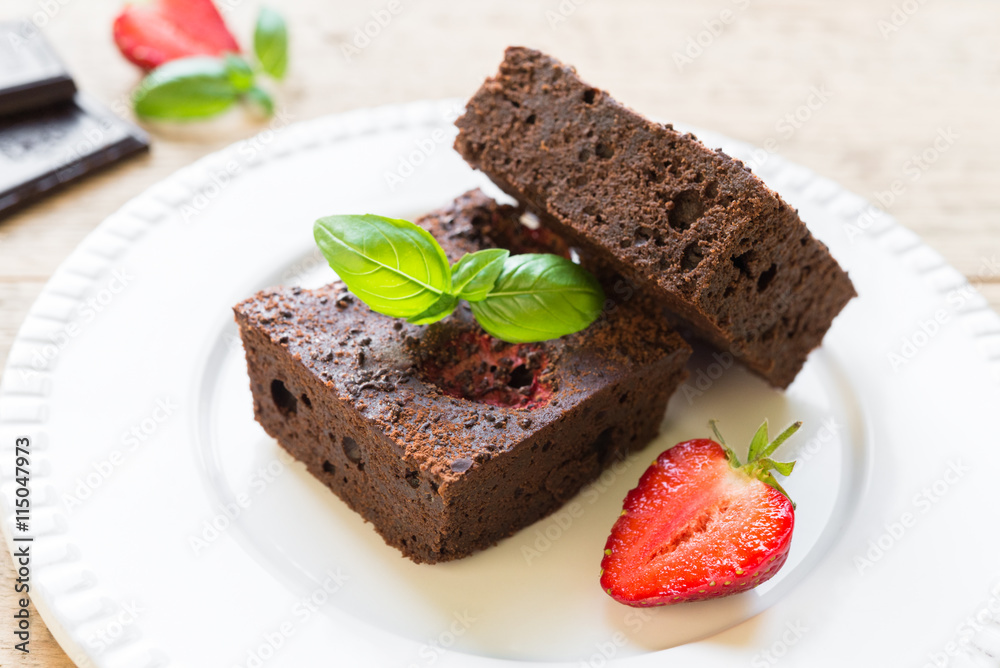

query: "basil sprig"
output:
133 7 288 121
314 215 605 343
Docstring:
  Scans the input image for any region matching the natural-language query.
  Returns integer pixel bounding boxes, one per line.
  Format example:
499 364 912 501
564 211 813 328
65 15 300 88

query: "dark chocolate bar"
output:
0 20 77 116
0 93 150 218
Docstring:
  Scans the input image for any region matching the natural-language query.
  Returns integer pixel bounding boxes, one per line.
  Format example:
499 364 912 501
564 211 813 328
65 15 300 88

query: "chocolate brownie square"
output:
454 47 856 388
234 191 691 563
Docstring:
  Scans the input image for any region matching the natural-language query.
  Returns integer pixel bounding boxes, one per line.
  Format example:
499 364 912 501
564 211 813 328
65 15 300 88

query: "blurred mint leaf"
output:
224 54 255 92
244 85 274 117
133 56 240 120
254 7 288 80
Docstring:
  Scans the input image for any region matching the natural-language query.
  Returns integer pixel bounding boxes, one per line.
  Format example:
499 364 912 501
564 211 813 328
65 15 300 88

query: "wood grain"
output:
1 0 998 664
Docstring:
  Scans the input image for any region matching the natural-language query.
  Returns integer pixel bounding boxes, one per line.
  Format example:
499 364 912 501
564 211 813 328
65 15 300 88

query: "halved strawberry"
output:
600 420 801 607
113 0 240 70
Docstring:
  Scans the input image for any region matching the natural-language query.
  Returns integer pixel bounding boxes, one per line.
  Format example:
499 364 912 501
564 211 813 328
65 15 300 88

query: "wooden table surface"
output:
1 0 998 664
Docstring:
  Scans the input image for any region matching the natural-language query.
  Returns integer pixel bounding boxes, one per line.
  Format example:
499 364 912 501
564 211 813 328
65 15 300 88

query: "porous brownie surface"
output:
454 47 857 388
234 191 691 563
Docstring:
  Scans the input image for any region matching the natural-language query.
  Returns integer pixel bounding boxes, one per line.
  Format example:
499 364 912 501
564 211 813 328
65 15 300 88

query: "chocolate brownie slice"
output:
454 47 857 388
234 191 691 563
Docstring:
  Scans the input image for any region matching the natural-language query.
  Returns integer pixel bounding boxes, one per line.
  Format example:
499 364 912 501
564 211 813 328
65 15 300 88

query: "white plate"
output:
3 100 1000 668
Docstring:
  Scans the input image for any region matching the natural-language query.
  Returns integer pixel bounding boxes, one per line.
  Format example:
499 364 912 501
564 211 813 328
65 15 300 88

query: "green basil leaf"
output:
469 254 604 343
451 249 509 302
407 294 458 325
244 85 274 117
134 57 240 120
223 54 255 93
254 7 288 80
314 214 452 319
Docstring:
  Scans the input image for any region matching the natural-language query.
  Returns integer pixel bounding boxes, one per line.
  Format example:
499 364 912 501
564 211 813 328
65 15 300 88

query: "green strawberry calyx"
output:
708 419 802 505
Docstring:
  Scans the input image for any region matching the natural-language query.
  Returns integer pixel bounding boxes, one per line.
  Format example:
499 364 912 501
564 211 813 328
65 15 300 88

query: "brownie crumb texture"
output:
454 46 856 388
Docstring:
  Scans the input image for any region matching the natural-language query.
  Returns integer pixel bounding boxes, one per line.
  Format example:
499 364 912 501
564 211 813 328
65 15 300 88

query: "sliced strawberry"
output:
113 0 240 70
600 420 801 607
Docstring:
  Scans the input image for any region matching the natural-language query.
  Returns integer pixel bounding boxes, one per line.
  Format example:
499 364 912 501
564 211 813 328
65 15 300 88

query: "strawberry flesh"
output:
114 0 240 70
600 438 794 606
